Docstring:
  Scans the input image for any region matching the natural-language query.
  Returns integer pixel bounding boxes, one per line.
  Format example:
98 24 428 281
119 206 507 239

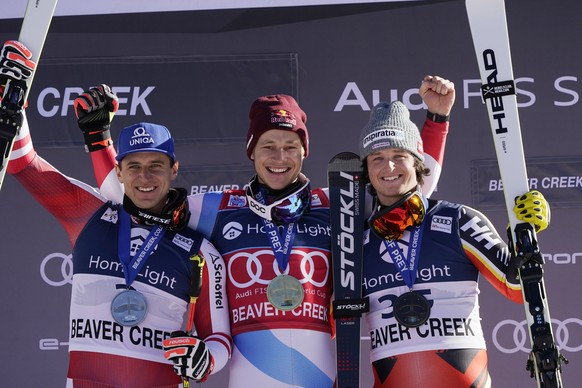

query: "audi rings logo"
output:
227 249 329 288
40 252 73 286
493 318 582 353
432 215 452 226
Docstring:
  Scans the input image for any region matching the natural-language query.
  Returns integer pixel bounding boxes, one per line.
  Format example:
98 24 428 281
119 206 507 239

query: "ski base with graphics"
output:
328 152 369 388
465 0 567 387
0 0 59 190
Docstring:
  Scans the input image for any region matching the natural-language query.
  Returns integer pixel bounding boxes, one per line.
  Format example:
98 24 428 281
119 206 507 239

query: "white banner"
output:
3 0 421 19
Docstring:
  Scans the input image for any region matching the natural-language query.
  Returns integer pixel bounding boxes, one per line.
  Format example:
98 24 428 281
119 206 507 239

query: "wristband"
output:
83 129 112 152
426 111 450 123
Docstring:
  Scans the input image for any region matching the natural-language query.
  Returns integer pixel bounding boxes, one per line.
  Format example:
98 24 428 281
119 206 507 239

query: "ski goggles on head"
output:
369 190 426 241
246 175 312 224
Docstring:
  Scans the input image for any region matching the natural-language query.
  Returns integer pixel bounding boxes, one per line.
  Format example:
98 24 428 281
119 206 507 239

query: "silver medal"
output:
111 289 148 326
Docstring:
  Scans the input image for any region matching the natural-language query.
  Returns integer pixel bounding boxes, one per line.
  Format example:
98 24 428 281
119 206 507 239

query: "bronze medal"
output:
393 291 431 328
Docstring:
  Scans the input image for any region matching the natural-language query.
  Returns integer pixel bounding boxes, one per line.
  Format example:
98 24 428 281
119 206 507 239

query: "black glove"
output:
505 225 521 282
163 331 214 382
0 41 34 141
74 84 119 152
0 88 25 141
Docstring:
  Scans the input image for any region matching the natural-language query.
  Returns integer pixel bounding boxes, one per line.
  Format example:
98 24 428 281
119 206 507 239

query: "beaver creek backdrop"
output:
1 0 581 386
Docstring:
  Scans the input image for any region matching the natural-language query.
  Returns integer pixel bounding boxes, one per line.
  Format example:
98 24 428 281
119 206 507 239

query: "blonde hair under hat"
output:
359 101 424 161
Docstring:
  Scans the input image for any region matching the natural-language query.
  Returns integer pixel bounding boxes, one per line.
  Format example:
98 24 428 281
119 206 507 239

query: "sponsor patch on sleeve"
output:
173 234 195 252
227 195 247 208
430 215 453 234
311 193 322 207
101 208 119 223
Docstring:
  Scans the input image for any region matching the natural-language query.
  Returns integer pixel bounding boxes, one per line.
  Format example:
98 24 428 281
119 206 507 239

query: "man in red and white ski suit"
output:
77 76 454 387
2 41 231 387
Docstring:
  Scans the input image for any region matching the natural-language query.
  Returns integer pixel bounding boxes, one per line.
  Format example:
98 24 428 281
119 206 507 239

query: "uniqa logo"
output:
129 126 154 146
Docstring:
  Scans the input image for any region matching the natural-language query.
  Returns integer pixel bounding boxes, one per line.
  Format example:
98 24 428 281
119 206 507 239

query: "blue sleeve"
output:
188 192 224 239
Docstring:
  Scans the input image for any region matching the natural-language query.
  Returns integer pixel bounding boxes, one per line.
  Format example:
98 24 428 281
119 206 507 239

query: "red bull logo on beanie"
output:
271 109 297 128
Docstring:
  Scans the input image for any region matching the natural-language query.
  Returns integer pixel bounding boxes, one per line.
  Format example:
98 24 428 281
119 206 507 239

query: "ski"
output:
466 0 566 387
328 151 368 388
0 0 59 190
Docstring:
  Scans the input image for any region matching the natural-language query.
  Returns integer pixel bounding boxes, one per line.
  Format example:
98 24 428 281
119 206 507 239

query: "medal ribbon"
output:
255 190 296 272
382 222 425 289
117 208 166 287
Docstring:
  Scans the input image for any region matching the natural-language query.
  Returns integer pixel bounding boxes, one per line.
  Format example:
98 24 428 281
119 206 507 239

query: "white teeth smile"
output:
268 167 289 173
138 187 155 192
382 176 399 181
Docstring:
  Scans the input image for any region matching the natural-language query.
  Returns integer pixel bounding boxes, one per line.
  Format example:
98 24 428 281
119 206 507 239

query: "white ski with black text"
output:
466 0 566 387
0 0 58 190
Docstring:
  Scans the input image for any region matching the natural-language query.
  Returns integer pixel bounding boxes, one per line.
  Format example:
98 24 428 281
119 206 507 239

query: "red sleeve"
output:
88 144 123 203
419 119 449 197
90 146 118 188
13 154 104 246
421 118 449 168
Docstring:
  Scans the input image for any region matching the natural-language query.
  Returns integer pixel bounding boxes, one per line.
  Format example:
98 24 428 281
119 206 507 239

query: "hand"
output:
514 190 550 233
163 331 214 382
0 40 36 85
74 84 118 151
0 41 32 140
74 84 119 132
419 75 455 117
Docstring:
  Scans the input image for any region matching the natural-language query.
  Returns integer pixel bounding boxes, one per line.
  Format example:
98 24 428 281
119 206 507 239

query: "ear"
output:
171 160 179 181
115 164 123 183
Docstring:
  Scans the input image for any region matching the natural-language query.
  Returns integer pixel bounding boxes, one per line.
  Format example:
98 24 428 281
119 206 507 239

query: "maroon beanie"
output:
245 94 309 159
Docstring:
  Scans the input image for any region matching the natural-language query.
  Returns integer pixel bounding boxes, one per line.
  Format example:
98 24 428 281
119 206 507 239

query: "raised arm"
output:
2 40 105 246
418 75 455 197
74 84 124 202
